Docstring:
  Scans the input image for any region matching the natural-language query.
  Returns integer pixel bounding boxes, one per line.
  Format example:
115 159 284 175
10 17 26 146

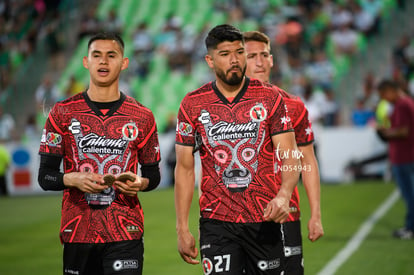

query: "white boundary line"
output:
317 189 400 275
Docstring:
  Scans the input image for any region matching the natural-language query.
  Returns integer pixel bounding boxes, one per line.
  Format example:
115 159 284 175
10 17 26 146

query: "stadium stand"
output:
1 0 408 136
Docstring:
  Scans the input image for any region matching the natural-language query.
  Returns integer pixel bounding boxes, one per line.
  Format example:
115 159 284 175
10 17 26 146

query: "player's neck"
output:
215 77 246 98
86 85 121 102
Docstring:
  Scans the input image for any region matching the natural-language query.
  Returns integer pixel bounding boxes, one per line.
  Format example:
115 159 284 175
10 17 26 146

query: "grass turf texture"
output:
0 181 413 274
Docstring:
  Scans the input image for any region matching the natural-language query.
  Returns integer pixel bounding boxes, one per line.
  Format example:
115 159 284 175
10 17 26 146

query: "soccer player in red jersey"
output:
244 31 324 275
38 32 161 275
175 24 300 274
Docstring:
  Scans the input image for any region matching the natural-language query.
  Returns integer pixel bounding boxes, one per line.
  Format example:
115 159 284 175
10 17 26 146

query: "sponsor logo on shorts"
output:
112 259 139 271
64 268 80 274
200 244 211 251
284 246 302 257
202 257 213 275
257 258 280 271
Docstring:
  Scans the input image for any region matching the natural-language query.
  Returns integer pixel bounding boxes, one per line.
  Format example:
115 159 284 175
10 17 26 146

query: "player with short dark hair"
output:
174 24 301 274
244 30 324 275
38 32 161 275
377 79 414 240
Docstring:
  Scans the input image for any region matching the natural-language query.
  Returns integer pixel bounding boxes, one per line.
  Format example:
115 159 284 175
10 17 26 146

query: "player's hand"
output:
264 195 290 223
177 230 199 265
63 172 106 193
308 217 324 242
114 172 149 196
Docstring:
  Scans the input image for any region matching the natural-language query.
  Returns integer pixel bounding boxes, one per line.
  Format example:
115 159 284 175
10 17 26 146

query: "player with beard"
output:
244 31 324 275
37 32 161 275
174 24 300 274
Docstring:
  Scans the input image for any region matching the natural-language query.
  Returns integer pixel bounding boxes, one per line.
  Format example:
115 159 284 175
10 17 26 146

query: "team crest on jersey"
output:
178 122 193 136
250 103 267 122
202 258 213 275
122 122 139 141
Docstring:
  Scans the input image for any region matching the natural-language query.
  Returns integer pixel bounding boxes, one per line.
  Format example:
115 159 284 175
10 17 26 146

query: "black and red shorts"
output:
199 218 284 274
63 239 143 275
281 220 304 275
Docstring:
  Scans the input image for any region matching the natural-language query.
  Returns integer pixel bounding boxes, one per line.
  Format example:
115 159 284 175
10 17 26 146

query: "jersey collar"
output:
212 77 250 105
82 91 126 117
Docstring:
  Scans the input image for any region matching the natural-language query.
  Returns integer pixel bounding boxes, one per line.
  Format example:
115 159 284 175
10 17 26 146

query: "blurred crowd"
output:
0 0 64 96
1 0 413 143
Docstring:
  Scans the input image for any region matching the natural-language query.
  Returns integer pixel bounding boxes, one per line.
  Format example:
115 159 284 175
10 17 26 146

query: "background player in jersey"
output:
244 30 324 274
37 32 161 275
174 24 301 274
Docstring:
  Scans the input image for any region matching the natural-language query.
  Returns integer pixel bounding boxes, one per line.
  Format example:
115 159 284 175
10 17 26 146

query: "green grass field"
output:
1 181 413 275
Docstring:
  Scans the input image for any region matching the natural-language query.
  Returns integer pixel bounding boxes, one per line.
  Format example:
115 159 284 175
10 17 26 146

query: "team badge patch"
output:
202 258 213 275
250 103 267 122
122 122 139 141
178 122 193 136
46 132 62 146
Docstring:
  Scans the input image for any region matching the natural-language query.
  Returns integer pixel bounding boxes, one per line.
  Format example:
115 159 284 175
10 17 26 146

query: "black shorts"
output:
281 220 303 275
199 218 284 274
63 239 143 275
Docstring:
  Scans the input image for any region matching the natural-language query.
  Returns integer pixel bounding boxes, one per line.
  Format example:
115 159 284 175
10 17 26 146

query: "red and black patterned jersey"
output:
39 92 160 243
176 78 293 223
274 86 314 221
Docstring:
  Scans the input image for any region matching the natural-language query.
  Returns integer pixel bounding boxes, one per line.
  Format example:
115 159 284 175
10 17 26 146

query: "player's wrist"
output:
276 188 292 200
176 224 190 234
63 173 75 188
309 208 322 219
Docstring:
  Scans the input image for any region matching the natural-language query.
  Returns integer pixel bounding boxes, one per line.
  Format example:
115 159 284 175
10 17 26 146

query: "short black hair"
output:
87 32 125 54
205 24 244 51
377 79 399 92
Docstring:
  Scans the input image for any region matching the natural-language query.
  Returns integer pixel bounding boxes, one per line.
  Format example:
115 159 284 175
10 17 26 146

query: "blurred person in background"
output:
377 79 414 240
244 30 324 275
351 97 375 127
0 105 15 141
0 140 10 196
63 74 86 98
322 88 339 126
35 74 60 129
329 22 359 57
35 74 60 111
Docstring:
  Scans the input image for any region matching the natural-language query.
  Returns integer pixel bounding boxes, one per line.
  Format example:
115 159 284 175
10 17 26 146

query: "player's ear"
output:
121 57 129 71
82 56 89 69
270 54 274 68
205 54 214 69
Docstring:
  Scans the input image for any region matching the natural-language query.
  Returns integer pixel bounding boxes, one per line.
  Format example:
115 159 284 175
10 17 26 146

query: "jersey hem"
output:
271 128 295 136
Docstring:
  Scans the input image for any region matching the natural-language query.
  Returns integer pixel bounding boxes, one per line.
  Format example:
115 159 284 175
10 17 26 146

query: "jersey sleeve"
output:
38 104 65 156
293 100 315 146
175 98 196 146
269 91 294 136
137 109 161 165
